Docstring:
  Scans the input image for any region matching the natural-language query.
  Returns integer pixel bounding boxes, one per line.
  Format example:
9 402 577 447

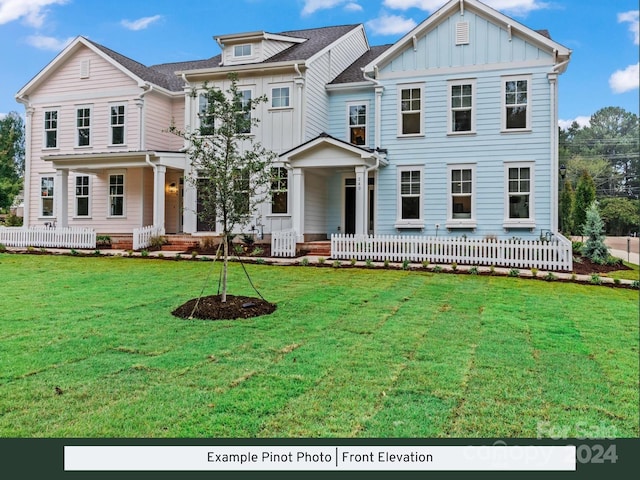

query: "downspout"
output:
15 97 33 227
294 63 305 144
137 84 153 151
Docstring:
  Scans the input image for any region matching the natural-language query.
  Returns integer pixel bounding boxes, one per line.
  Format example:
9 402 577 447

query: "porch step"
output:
299 241 331 257
162 235 200 252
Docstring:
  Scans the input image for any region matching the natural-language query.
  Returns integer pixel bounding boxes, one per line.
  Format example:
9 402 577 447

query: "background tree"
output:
599 197 639 236
0 112 25 212
559 179 574 234
170 74 276 302
572 170 596 236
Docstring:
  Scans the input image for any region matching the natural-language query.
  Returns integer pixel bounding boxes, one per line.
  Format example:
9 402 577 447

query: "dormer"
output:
215 31 306 66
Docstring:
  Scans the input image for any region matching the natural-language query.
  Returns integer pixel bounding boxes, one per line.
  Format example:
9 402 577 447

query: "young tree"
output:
559 179 574 234
0 112 25 212
582 201 609 264
572 170 596 236
170 74 277 302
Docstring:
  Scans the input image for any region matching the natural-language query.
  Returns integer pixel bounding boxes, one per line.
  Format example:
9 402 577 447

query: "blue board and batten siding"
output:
325 8 561 239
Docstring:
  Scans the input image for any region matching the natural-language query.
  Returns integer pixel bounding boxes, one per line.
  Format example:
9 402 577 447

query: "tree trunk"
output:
222 233 228 303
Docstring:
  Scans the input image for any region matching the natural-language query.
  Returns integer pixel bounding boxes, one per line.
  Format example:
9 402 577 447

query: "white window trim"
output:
446 163 477 229
197 90 217 136
43 109 59 150
233 44 252 58
109 103 127 147
397 83 424 138
235 87 255 136
74 174 92 218
395 165 424 228
447 79 476 135
39 174 55 219
503 161 535 228
269 85 292 110
346 101 369 147
75 105 92 148
269 166 290 216
107 171 126 218
501 74 532 133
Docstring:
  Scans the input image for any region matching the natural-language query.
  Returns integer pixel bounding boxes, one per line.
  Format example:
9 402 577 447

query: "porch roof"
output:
279 132 388 169
42 150 187 172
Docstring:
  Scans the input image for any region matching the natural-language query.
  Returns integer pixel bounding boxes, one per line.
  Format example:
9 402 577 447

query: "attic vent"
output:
456 22 470 45
80 60 90 79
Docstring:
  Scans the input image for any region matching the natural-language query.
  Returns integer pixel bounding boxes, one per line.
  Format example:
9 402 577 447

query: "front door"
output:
344 178 356 235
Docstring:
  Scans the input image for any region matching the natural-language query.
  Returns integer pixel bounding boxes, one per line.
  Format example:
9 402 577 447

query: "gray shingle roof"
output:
330 44 393 85
266 24 361 62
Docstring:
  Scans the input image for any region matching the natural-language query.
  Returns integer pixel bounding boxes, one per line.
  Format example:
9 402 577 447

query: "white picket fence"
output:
0 226 96 249
133 225 165 251
331 234 573 271
271 229 298 257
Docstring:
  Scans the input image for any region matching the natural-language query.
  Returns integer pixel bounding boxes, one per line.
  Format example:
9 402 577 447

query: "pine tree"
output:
559 179 574 234
572 170 596 236
582 201 609 264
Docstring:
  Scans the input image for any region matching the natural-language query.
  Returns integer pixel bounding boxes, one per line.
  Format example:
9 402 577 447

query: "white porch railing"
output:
0 226 96 249
272 230 298 257
133 225 164 251
331 234 573 271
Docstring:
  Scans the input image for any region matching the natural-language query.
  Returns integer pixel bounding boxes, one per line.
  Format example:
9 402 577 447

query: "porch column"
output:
182 164 197 234
291 167 305 242
153 165 166 233
55 169 69 228
355 165 367 236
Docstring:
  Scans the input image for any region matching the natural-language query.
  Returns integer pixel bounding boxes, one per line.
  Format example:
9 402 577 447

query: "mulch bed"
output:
172 294 277 321
571 256 632 276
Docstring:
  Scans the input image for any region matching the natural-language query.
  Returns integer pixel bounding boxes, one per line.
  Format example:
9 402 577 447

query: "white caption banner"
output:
65 445 576 471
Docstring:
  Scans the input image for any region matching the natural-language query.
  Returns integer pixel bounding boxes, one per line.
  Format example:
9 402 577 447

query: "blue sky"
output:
0 0 638 127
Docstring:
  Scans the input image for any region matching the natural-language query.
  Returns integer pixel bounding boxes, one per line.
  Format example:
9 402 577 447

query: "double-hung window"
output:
40 176 54 217
198 93 215 136
399 84 423 136
447 164 476 228
235 89 252 134
75 175 90 217
108 173 125 217
503 76 531 131
76 106 91 146
110 104 125 145
396 167 423 227
233 169 250 216
44 110 58 149
271 87 290 108
271 167 288 214
348 103 367 146
449 80 475 134
504 163 535 227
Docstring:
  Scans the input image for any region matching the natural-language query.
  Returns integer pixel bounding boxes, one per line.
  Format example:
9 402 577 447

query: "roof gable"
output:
364 0 571 75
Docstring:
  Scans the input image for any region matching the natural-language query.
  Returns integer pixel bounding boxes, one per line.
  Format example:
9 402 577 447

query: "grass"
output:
605 261 640 282
0 254 638 438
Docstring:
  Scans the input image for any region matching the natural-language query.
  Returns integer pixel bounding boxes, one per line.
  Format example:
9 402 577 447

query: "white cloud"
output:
344 2 363 12
558 116 590 130
618 10 639 45
382 0 548 15
121 14 162 31
367 13 417 36
0 0 68 28
25 34 73 51
609 62 640 94
302 0 349 16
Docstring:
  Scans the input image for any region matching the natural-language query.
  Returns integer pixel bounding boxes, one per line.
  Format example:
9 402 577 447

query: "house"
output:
14 0 572 266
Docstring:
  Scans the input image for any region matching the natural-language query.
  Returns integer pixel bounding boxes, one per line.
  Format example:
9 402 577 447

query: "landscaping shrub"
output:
582 202 609 264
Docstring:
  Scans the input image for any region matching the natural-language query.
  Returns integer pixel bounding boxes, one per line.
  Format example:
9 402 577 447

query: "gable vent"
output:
456 22 470 45
80 60 90 79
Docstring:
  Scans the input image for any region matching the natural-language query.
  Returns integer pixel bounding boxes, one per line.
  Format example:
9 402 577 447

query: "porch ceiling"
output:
42 150 187 172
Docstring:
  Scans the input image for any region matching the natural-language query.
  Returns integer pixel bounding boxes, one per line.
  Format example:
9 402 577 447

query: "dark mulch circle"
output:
172 294 276 320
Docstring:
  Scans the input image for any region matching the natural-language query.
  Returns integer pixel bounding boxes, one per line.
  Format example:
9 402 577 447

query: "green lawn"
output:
0 254 637 438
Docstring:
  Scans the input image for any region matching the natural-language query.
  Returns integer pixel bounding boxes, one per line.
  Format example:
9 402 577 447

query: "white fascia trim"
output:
325 82 376 92
177 60 305 78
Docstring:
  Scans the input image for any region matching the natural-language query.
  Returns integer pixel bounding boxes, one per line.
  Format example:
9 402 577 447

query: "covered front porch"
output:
279 133 387 245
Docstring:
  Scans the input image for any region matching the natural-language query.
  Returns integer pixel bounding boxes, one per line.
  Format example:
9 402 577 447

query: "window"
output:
271 87 290 108
447 165 476 228
235 89 252 134
449 81 475 133
76 106 91 146
108 174 125 217
234 44 252 58
110 104 125 145
271 167 288 214
44 110 58 149
40 176 54 217
198 94 215 135
348 103 367 146
75 175 90 217
504 163 535 226
503 76 530 130
399 85 422 136
233 170 250 216
396 167 423 226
